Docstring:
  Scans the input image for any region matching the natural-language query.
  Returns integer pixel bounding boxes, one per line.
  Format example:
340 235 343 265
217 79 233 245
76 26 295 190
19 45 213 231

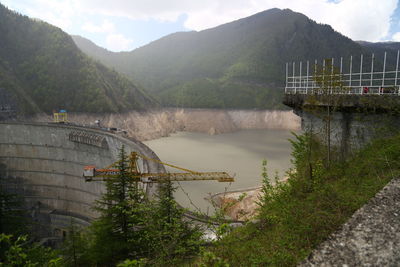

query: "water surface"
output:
144 129 295 214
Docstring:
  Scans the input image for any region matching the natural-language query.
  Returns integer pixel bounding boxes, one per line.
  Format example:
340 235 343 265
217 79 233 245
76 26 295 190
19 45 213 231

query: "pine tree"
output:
86 147 203 266
88 146 149 265
0 174 26 236
61 220 91 267
148 180 203 265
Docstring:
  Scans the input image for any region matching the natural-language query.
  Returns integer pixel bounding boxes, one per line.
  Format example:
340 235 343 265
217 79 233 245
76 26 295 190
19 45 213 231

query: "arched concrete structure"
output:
0 122 164 239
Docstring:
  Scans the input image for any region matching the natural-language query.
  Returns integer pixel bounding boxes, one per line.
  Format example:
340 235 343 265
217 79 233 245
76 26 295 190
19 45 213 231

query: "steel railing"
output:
285 51 400 96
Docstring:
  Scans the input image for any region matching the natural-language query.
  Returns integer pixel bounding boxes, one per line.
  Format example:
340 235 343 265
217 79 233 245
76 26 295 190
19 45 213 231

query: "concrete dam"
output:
0 122 164 239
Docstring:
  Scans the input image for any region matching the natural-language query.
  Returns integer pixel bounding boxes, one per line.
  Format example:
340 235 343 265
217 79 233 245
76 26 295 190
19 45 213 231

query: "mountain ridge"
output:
72 8 389 109
0 3 156 115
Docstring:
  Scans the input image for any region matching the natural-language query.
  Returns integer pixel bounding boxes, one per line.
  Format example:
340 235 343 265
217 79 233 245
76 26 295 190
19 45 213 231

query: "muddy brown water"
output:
144 129 296 214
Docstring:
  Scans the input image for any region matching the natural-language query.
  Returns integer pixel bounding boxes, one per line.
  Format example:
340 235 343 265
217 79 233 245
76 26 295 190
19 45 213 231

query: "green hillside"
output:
73 8 368 109
0 4 156 114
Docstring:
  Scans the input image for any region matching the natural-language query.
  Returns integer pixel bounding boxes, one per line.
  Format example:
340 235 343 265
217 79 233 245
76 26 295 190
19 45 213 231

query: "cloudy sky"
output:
1 0 399 52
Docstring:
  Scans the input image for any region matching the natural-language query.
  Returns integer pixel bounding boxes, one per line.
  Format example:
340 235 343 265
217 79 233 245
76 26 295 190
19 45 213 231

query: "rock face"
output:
32 108 300 141
299 178 400 266
210 187 263 221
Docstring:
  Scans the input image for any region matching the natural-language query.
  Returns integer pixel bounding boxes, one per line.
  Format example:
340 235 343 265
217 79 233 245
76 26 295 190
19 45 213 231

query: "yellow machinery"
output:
53 110 68 123
83 151 234 183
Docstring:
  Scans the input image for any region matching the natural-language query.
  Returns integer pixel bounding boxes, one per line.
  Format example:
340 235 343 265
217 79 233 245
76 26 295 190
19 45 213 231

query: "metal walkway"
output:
285 51 400 95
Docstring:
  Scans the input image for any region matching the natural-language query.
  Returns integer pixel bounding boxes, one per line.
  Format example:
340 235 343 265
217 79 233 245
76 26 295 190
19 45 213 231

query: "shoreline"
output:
31 108 301 141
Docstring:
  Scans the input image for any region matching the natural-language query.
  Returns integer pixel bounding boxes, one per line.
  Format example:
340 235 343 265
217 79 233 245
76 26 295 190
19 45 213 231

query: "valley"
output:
1 1 400 265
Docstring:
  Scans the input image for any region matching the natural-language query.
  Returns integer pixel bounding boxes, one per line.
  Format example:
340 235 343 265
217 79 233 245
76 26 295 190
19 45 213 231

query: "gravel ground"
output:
299 178 400 267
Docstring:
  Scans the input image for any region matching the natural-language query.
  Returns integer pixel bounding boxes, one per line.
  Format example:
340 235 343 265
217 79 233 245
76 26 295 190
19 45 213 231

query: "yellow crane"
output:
83 151 234 183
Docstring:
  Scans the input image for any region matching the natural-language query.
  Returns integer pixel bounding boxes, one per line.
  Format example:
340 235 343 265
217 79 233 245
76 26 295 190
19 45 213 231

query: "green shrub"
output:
204 132 400 266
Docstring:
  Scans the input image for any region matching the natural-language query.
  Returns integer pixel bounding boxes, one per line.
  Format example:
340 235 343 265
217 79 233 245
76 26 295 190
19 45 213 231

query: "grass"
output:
201 133 400 266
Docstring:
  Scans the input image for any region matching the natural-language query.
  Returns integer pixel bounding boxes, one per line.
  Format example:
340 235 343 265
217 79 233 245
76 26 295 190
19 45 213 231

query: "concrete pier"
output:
283 94 400 152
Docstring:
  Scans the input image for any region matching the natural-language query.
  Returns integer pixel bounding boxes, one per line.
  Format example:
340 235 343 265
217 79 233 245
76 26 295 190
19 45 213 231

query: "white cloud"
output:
12 0 79 31
3 0 399 44
393 32 400 41
183 0 397 42
296 0 397 41
76 0 398 42
82 20 115 33
106 34 134 52
81 19 132 51
77 0 206 22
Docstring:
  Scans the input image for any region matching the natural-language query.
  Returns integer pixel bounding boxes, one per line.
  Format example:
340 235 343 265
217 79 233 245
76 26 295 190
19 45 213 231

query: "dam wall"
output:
0 122 164 239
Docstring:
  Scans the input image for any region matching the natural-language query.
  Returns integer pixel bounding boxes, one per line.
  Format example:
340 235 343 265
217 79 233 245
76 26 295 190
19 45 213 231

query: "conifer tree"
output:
0 172 26 236
88 146 149 265
86 147 203 266
148 180 203 265
61 220 91 267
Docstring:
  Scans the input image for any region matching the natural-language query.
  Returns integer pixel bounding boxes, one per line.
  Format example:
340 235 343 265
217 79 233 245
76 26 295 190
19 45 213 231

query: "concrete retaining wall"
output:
284 94 400 154
296 109 400 154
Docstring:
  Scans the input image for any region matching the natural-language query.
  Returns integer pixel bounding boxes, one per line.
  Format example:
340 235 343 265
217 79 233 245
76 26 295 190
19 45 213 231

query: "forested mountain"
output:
0 4 155 114
357 41 400 52
357 41 400 66
73 8 370 109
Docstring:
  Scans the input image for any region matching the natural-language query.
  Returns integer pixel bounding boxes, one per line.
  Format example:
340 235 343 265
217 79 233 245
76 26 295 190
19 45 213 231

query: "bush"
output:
204 132 399 266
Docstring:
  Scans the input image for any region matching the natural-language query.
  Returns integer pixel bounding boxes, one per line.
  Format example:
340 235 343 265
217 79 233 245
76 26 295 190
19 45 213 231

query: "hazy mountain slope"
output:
357 41 400 52
0 4 155 114
71 35 124 69
357 41 400 68
73 8 369 109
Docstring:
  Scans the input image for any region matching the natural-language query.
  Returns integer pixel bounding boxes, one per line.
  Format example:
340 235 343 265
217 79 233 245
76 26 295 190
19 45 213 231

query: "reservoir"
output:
144 129 295 214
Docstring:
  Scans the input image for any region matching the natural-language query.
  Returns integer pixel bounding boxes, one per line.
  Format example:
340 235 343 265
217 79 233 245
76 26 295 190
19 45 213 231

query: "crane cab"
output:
83 165 95 181
53 109 68 123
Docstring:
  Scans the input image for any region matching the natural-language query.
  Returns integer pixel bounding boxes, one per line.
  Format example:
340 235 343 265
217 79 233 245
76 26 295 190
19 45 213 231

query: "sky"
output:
1 0 400 52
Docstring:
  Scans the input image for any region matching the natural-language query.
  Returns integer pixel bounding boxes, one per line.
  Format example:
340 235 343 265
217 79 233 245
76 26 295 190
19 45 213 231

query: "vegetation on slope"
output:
202 132 400 266
0 163 62 266
73 8 368 109
357 41 400 53
0 147 204 267
0 4 155 114
1 130 399 266
80 147 203 266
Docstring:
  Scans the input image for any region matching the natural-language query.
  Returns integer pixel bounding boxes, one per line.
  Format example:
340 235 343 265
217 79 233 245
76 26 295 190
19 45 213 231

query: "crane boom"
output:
83 152 234 183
